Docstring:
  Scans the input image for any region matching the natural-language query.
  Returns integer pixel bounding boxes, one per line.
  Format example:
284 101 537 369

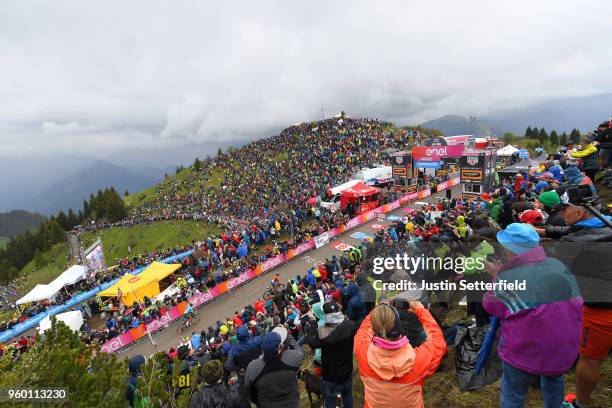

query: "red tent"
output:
340 182 381 214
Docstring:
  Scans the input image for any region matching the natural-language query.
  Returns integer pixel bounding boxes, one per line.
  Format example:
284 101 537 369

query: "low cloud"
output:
0 0 610 165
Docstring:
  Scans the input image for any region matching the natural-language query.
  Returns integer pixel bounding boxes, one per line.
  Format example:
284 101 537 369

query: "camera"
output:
558 184 599 207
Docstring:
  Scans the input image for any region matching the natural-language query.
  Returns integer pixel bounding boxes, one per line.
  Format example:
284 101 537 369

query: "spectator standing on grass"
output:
570 140 600 183
125 355 147 408
189 359 247 408
482 223 582 408
245 327 304 408
545 187 612 408
354 301 446 408
346 282 366 324
305 300 357 408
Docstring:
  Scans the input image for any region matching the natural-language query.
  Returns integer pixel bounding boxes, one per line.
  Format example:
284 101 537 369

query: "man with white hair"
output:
546 186 612 408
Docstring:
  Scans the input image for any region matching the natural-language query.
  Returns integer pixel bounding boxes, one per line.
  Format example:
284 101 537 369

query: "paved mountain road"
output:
118 185 460 358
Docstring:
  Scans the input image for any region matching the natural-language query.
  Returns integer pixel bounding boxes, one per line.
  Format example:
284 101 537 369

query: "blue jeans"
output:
500 361 564 408
322 377 353 408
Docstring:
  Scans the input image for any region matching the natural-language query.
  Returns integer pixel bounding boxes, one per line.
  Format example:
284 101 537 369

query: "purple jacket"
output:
483 246 583 376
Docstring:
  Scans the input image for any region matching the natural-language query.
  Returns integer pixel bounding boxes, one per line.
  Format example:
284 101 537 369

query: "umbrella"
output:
474 317 499 374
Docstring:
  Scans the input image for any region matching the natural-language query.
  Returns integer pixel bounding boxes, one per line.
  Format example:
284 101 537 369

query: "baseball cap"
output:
559 187 584 207
271 326 288 343
262 332 282 355
519 210 544 225
322 300 342 315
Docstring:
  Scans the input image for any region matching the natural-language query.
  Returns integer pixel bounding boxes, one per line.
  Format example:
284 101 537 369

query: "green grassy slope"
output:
81 220 220 265
16 243 68 294
0 236 8 249
0 242 69 320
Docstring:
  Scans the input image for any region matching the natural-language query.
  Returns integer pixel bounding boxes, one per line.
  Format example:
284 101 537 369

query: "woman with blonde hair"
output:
354 301 446 408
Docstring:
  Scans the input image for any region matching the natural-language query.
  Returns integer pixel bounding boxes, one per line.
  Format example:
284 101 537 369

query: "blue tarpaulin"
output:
0 249 194 343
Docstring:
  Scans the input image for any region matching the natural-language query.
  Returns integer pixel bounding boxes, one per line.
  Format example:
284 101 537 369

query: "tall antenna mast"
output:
321 99 325 120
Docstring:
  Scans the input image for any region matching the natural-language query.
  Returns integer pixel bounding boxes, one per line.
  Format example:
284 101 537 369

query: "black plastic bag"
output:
455 324 502 391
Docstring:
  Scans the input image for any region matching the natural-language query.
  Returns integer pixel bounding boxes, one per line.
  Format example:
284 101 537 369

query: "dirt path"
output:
68 232 81 265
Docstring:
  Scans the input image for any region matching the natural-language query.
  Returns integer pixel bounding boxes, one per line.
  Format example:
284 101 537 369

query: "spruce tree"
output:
560 132 568 146
539 128 548 144
531 127 539 139
57 211 68 230
0 320 129 407
525 126 533 138
550 130 559 146
503 132 515 144
67 209 78 229
193 157 202 171
570 128 582 143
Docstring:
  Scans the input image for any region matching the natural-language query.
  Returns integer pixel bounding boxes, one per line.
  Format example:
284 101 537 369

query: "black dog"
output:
297 368 323 407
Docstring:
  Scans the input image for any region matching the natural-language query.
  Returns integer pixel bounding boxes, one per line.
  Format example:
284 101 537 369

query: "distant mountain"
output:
419 115 498 137
0 210 46 237
483 93 612 135
26 160 161 215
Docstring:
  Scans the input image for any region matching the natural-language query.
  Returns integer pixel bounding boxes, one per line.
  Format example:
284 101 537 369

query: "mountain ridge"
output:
25 160 162 215
0 210 46 237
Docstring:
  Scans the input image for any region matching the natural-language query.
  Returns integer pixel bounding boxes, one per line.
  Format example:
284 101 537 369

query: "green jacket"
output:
462 241 495 275
490 199 503 222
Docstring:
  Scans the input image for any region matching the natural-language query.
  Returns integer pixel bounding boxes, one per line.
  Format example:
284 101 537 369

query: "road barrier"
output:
0 178 459 347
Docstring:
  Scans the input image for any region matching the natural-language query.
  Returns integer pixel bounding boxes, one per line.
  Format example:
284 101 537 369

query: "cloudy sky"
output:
1 1 611 187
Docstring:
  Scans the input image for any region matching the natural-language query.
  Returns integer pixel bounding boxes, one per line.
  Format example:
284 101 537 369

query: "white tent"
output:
15 265 87 306
53 265 87 287
496 145 519 156
16 281 63 305
38 310 83 333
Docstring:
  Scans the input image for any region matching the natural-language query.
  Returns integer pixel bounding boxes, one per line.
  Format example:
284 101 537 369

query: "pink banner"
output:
345 216 361 229
101 178 461 353
261 254 286 272
293 241 314 256
437 177 460 191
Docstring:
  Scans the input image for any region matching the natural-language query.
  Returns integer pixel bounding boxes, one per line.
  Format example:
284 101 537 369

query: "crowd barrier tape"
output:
3 178 459 347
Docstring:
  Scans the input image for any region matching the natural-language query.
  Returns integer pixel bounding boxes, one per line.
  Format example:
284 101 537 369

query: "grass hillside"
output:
81 220 221 265
0 236 8 249
0 242 68 321
17 243 67 294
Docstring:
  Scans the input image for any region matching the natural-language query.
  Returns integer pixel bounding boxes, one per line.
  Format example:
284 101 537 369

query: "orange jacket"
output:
354 307 447 408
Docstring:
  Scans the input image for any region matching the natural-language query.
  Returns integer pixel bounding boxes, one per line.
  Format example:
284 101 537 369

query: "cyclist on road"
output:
183 303 196 325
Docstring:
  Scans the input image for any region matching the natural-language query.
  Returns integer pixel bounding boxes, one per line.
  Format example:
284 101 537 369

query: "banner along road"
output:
118 184 461 358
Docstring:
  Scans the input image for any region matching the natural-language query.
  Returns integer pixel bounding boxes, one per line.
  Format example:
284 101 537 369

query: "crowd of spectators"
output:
1 116 440 337
7 115 612 406
124 128 612 408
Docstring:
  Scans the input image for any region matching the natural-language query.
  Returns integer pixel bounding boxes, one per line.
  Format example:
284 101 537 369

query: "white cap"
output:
272 326 288 343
